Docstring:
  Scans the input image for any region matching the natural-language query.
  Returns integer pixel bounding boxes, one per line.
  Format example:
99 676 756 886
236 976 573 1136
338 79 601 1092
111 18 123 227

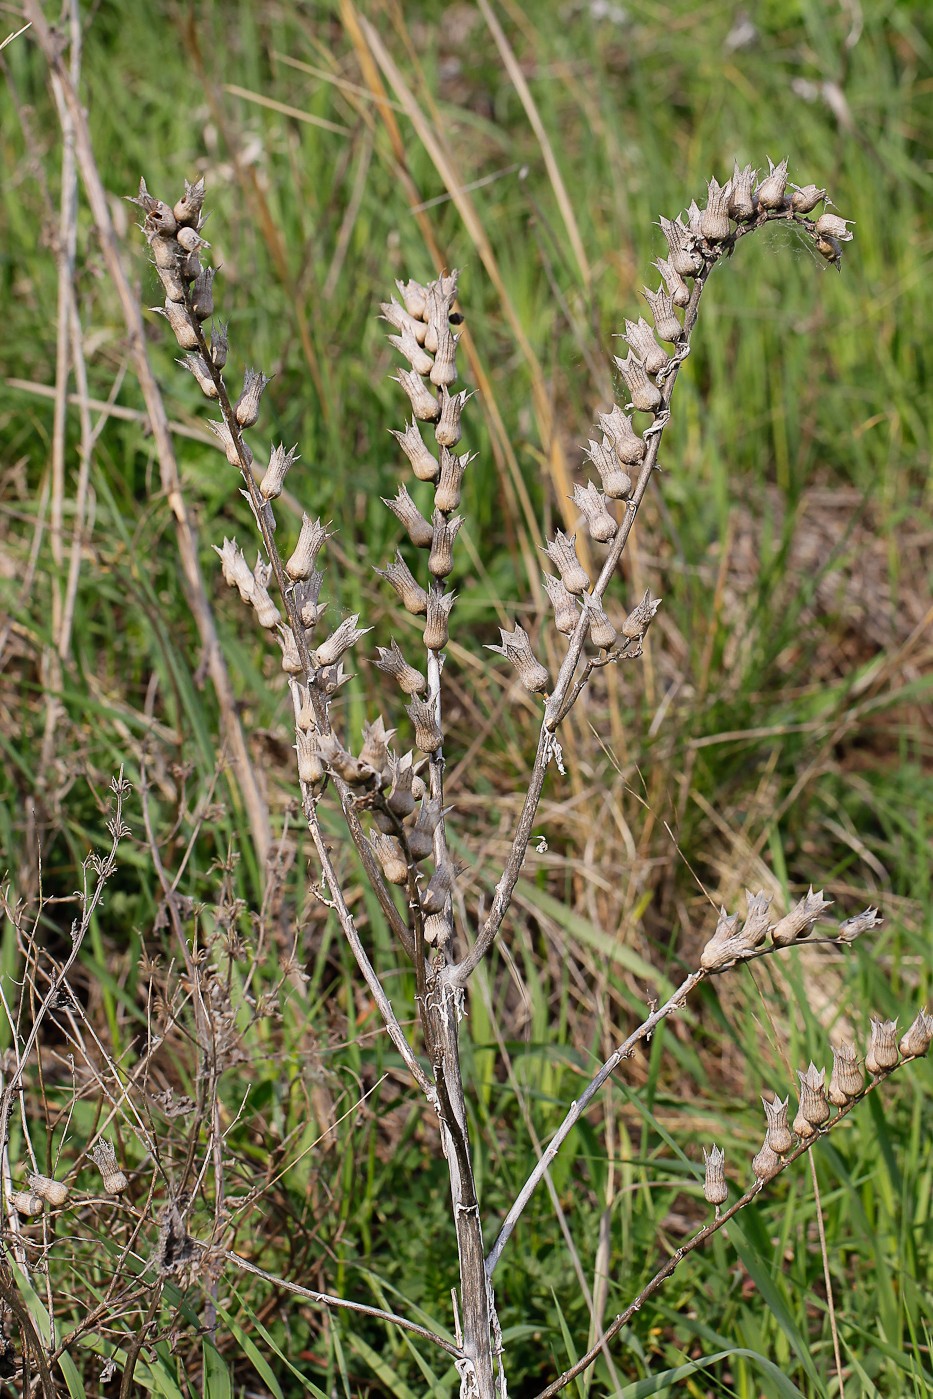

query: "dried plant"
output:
1 151 923 1398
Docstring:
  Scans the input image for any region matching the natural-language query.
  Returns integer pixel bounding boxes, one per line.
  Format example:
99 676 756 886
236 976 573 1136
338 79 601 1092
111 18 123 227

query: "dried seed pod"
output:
642 286 684 344
699 907 742 970
156 299 200 350
296 729 325 787
376 551 428 615
260 442 297 500
658 216 702 278
178 352 219 398
279 628 303 674
359 716 394 774
614 352 663 414
147 230 183 271
90 1139 128 1195
423 274 459 358
756 156 789 211
190 265 215 321
581 594 617 651
596 405 647 467
435 387 472 448
429 325 459 388
207 419 252 468
487 624 550 694
313 615 370 668
381 294 428 341
295 571 325 630
543 531 589 596
249 566 280 629
210 322 229 369
543 573 579 636
737 890 773 951
795 1063 830 1130
390 421 439 482
173 177 206 227
836 907 882 943
374 640 427 696
215 538 254 602
752 1139 782 1181
423 584 456 651
407 694 443 754
827 1043 863 1105
421 861 456 915
382 484 434 547
761 1095 794 1155
406 797 444 860
318 733 374 786
900 1009 933 1059
771 887 833 946
814 212 854 243
318 662 350 696
728 162 758 222
10 1190 44 1216
653 255 691 308
286 515 332 580
393 369 440 422
685 199 704 239
585 438 632 500
623 318 669 376
435 448 472 514
790 183 826 214
700 175 733 242
621 590 661 640
156 263 187 303
428 510 463 579
396 277 429 322
865 1017 899 1075
26 1173 69 1207
236 369 271 428
703 1145 728 1208
572 481 617 543
388 321 435 377
385 751 418 818
371 831 409 885
296 691 316 732
424 912 452 948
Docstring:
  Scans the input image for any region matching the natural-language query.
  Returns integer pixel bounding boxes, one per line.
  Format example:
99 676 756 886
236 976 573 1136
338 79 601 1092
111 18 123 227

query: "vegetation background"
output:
0 0 930 1394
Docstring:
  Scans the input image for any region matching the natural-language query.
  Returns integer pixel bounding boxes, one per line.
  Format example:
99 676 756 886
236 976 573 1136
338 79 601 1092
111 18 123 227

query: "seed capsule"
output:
11 1190 44 1216
761 1095 794 1155
728 162 758 222
371 831 409 885
614 352 663 414
700 175 733 242
865 1018 899 1075
486 624 550 693
90 1139 128 1195
543 531 589 596
703 1145 728 1208
391 421 439 482
900 1009 933 1059
752 1140 781 1181
796 1063 830 1129
756 156 789 211
827 1043 863 1105
27 1173 69 1207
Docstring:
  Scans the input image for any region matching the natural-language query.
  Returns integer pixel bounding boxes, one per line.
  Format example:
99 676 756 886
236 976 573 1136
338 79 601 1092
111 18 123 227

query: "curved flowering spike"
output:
375 552 428 615
585 438 632 500
771 887 833 946
571 481 617 544
752 1139 781 1181
428 510 463 579
371 831 409 885
375 639 427 696
313 615 370 668
487 624 550 694
423 584 457 651
794 1063 830 1136
215 538 255 603
435 387 472 448
623 318 669 376
393 369 439 422
596 405 647 468
407 693 443 755
388 321 435 377
653 255 691 308
827 1043 863 1105
900 1010 933 1059
614 352 663 414
234 369 271 429
435 448 472 514
543 531 589 595
791 182 826 214
390 421 439 482
642 286 684 345
865 1018 899 1075
543 573 579 636
756 156 789 211
761 1095 794 1155
728 162 758 222
815 212 855 243
621 590 661 641
703 1145 728 1209
658 216 702 278
581 594 617 650
701 176 733 242
260 443 298 500
382 484 434 547
836 906 882 943
286 515 331 581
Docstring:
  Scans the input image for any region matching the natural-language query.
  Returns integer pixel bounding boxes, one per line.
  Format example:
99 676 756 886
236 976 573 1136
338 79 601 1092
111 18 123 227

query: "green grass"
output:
1 0 931 1395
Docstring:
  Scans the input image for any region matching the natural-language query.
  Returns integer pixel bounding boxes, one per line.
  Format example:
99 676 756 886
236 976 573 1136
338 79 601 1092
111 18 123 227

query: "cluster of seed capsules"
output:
703 1005 932 1213
9 1139 128 1217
